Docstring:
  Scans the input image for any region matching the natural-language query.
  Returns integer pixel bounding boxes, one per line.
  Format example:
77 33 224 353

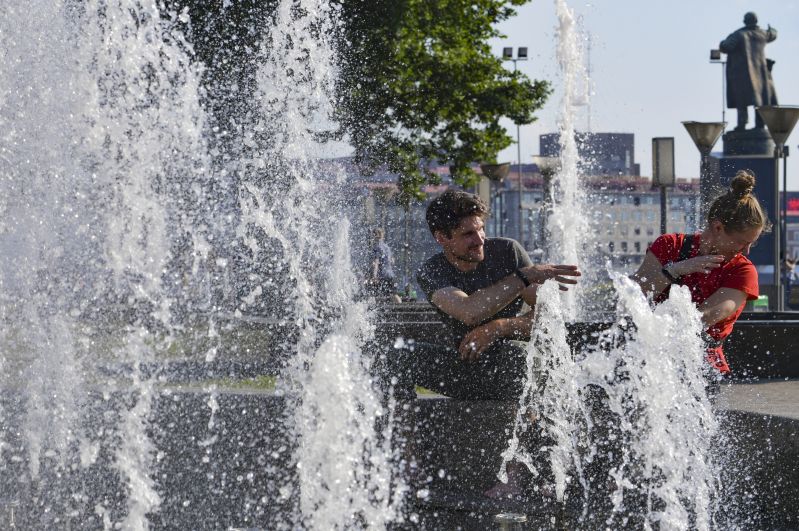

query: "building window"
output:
609 241 615 253
621 241 628 252
647 227 655 236
634 227 641 236
634 242 641 253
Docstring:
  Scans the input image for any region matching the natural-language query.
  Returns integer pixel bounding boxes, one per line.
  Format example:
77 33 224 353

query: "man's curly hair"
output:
425 189 489 237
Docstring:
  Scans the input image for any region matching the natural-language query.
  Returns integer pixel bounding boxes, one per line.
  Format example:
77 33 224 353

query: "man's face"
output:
436 215 486 263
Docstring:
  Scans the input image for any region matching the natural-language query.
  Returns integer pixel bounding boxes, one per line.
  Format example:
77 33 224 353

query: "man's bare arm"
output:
458 302 537 361
431 274 526 327
431 264 578 327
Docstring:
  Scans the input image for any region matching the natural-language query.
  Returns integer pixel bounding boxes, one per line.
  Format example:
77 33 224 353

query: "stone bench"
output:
375 303 799 379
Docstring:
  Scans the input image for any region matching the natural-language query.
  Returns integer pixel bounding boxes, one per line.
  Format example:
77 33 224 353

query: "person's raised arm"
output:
631 251 673 299
766 24 777 41
632 251 724 299
431 264 580 327
698 287 748 328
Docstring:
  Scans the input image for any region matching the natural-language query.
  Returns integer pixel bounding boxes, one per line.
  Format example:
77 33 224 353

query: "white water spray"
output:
545 0 592 320
79 2 211 526
502 276 719 527
242 0 405 527
1 0 214 526
502 2 719 526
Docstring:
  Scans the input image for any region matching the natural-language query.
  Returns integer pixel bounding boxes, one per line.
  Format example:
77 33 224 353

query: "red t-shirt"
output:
648 233 759 373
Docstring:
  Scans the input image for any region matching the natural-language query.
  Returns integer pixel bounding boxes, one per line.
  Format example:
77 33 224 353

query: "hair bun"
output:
730 170 756 198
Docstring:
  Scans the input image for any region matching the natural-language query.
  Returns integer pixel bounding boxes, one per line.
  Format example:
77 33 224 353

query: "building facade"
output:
489 173 700 270
540 132 641 177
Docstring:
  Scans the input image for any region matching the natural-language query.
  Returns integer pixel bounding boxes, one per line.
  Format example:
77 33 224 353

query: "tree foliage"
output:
337 0 551 202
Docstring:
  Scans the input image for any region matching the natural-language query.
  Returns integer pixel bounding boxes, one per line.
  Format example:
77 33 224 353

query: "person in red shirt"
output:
632 170 770 375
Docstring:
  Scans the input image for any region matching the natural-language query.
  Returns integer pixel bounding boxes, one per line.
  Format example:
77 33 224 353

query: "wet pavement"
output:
720 379 799 420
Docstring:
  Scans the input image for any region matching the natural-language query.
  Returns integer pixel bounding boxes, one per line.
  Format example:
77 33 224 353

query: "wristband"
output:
514 269 531 287
661 266 680 283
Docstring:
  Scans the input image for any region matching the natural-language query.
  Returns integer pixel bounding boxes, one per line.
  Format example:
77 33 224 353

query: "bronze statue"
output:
719 12 777 130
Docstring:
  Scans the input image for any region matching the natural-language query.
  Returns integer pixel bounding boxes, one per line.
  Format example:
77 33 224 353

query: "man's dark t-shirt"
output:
416 238 533 347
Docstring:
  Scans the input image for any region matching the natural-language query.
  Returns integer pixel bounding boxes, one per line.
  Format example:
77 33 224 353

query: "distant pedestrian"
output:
365 228 398 299
782 256 797 308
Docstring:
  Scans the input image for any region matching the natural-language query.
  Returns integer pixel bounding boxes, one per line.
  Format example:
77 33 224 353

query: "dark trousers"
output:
373 339 530 401
736 106 764 129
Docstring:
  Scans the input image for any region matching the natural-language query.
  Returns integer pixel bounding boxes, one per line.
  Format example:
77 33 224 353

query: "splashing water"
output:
502 275 719 527
3 0 242 527
242 0 404 527
600 276 718 530
0 1 91 491
80 1 213 526
503 1 719 526
2 0 403 525
545 0 593 321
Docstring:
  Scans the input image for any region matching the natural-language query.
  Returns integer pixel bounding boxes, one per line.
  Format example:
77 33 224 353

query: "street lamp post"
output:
782 145 790 265
480 162 511 238
709 50 726 124
652 137 675 234
755 105 799 312
682 121 726 223
531 155 560 259
503 46 528 247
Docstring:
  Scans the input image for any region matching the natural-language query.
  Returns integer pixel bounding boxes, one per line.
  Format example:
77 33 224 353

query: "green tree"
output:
337 0 551 202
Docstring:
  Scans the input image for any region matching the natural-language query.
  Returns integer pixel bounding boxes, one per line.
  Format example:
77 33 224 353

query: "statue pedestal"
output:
722 127 775 156
707 149 776 282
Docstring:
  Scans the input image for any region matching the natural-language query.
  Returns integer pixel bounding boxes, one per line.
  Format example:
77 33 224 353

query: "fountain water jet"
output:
236 0 405 527
500 1 721 528
1 0 406 527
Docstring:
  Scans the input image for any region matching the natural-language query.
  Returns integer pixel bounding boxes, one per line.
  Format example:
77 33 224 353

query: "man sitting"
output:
405 189 581 400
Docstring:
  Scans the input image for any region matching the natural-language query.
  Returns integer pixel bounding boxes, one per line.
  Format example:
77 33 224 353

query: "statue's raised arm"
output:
719 12 777 131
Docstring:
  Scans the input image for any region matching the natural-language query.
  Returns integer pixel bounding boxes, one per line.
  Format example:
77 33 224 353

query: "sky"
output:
490 0 799 189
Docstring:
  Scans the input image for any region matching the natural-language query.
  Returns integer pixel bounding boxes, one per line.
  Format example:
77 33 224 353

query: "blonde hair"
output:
707 170 772 233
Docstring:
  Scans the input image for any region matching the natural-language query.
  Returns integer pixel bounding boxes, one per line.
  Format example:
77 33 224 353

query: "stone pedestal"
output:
722 127 775 157
707 154 775 272
705 127 777 282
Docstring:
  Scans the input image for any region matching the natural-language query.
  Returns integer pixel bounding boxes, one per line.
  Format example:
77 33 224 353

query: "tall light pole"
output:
503 46 528 247
756 105 799 312
532 155 559 259
480 162 511 238
782 145 789 266
682 121 726 223
709 50 726 124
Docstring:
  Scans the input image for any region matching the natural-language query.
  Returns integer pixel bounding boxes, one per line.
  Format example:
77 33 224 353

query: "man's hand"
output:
458 322 501 362
519 264 581 290
667 255 724 278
